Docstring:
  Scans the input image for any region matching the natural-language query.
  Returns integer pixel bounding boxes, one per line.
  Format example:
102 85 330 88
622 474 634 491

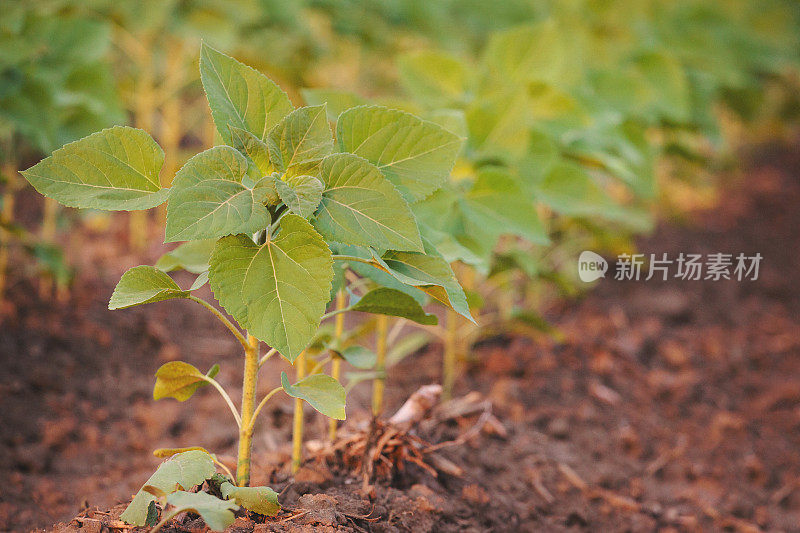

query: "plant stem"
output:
371 314 389 416
236 334 259 486
258 347 277 368
188 295 248 350
38 197 57 297
246 386 283 434
443 308 458 401
328 290 346 440
291 351 306 473
0 161 17 300
130 38 154 251
200 376 241 427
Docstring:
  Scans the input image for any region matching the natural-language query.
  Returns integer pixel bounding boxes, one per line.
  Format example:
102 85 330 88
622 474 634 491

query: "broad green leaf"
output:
20 126 167 211
228 125 273 175
153 361 220 402
165 491 238 532
120 450 215 526
338 346 377 369
372 242 473 322
275 175 324 218
398 50 469 107
281 371 346 420
200 43 293 145
209 215 333 361
314 153 423 252
108 266 189 310
267 104 333 171
165 146 270 242
462 168 549 245
351 287 437 325
300 88 367 122
156 240 217 274
220 482 280 516
331 244 425 305
336 105 463 201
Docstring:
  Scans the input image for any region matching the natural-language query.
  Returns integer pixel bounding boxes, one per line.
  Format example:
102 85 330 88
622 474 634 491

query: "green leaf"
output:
165 146 271 242
200 43 293 145
267 104 333 171
165 491 238 532
108 266 189 310
351 287 437 325
336 105 463 201
228 125 273 175
275 175 324 218
209 215 333 362
120 450 215 526
20 126 167 211
220 482 280 516
314 153 423 252
462 167 549 245
338 346 377 369
153 361 220 402
281 371 346 420
156 240 217 274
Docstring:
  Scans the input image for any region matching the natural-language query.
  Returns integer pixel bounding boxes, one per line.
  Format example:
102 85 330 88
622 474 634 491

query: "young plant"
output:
20 44 469 529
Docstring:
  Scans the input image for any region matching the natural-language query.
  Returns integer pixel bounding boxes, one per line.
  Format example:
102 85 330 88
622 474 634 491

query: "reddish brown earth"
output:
1 143 800 532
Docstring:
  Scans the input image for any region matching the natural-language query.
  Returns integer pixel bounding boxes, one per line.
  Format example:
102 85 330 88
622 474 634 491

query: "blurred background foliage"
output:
1 0 799 324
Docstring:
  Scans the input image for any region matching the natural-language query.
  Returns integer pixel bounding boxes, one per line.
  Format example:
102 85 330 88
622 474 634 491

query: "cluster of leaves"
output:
21 43 471 528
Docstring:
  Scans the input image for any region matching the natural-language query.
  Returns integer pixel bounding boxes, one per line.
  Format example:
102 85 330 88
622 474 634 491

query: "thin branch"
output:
200 376 242 428
258 347 278 368
246 387 283 434
308 355 332 376
321 307 350 322
213 457 236 485
188 296 248 350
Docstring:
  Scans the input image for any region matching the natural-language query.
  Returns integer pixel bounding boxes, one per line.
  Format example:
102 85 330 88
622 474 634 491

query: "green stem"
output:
328 290 346 440
236 334 259 486
258 347 277 368
331 254 376 267
200 376 241 427
188 295 248 350
371 314 389 416
291 352 306 473
443 309 458 401
246 386 283 434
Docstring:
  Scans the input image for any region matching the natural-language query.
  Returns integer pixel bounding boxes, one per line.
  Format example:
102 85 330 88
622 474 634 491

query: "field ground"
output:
2 143 800 532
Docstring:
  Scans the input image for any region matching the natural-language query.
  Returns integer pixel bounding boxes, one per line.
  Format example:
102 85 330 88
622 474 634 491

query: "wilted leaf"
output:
209 215 333 362
351 287 437 325
120 451 215 526
281 371 345 419
21 126 168 210
153 361 220 402
314 153 423 252
220 482 280 516
165 491 238 532
108 266 189 310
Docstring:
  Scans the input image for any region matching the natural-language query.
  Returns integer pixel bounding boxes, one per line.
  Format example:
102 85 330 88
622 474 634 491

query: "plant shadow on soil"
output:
2 143 800 532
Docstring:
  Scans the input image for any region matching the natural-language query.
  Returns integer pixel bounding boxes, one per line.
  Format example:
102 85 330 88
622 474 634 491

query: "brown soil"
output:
2 143 800 532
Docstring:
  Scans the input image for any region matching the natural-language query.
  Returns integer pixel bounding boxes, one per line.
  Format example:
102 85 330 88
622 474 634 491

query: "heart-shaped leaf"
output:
314 153 423 252
165 491 238 532
153 361 220 402
120 450 215 526
220 482 280 516
336 105 462 201
338 346 377 369
21 126 168 210
165 146 270 242
209 215 333 362
281 371 346 420
267 104 333 171
200 43 293 145
350 287 437 325
109 266 189 310
275 175 324 218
